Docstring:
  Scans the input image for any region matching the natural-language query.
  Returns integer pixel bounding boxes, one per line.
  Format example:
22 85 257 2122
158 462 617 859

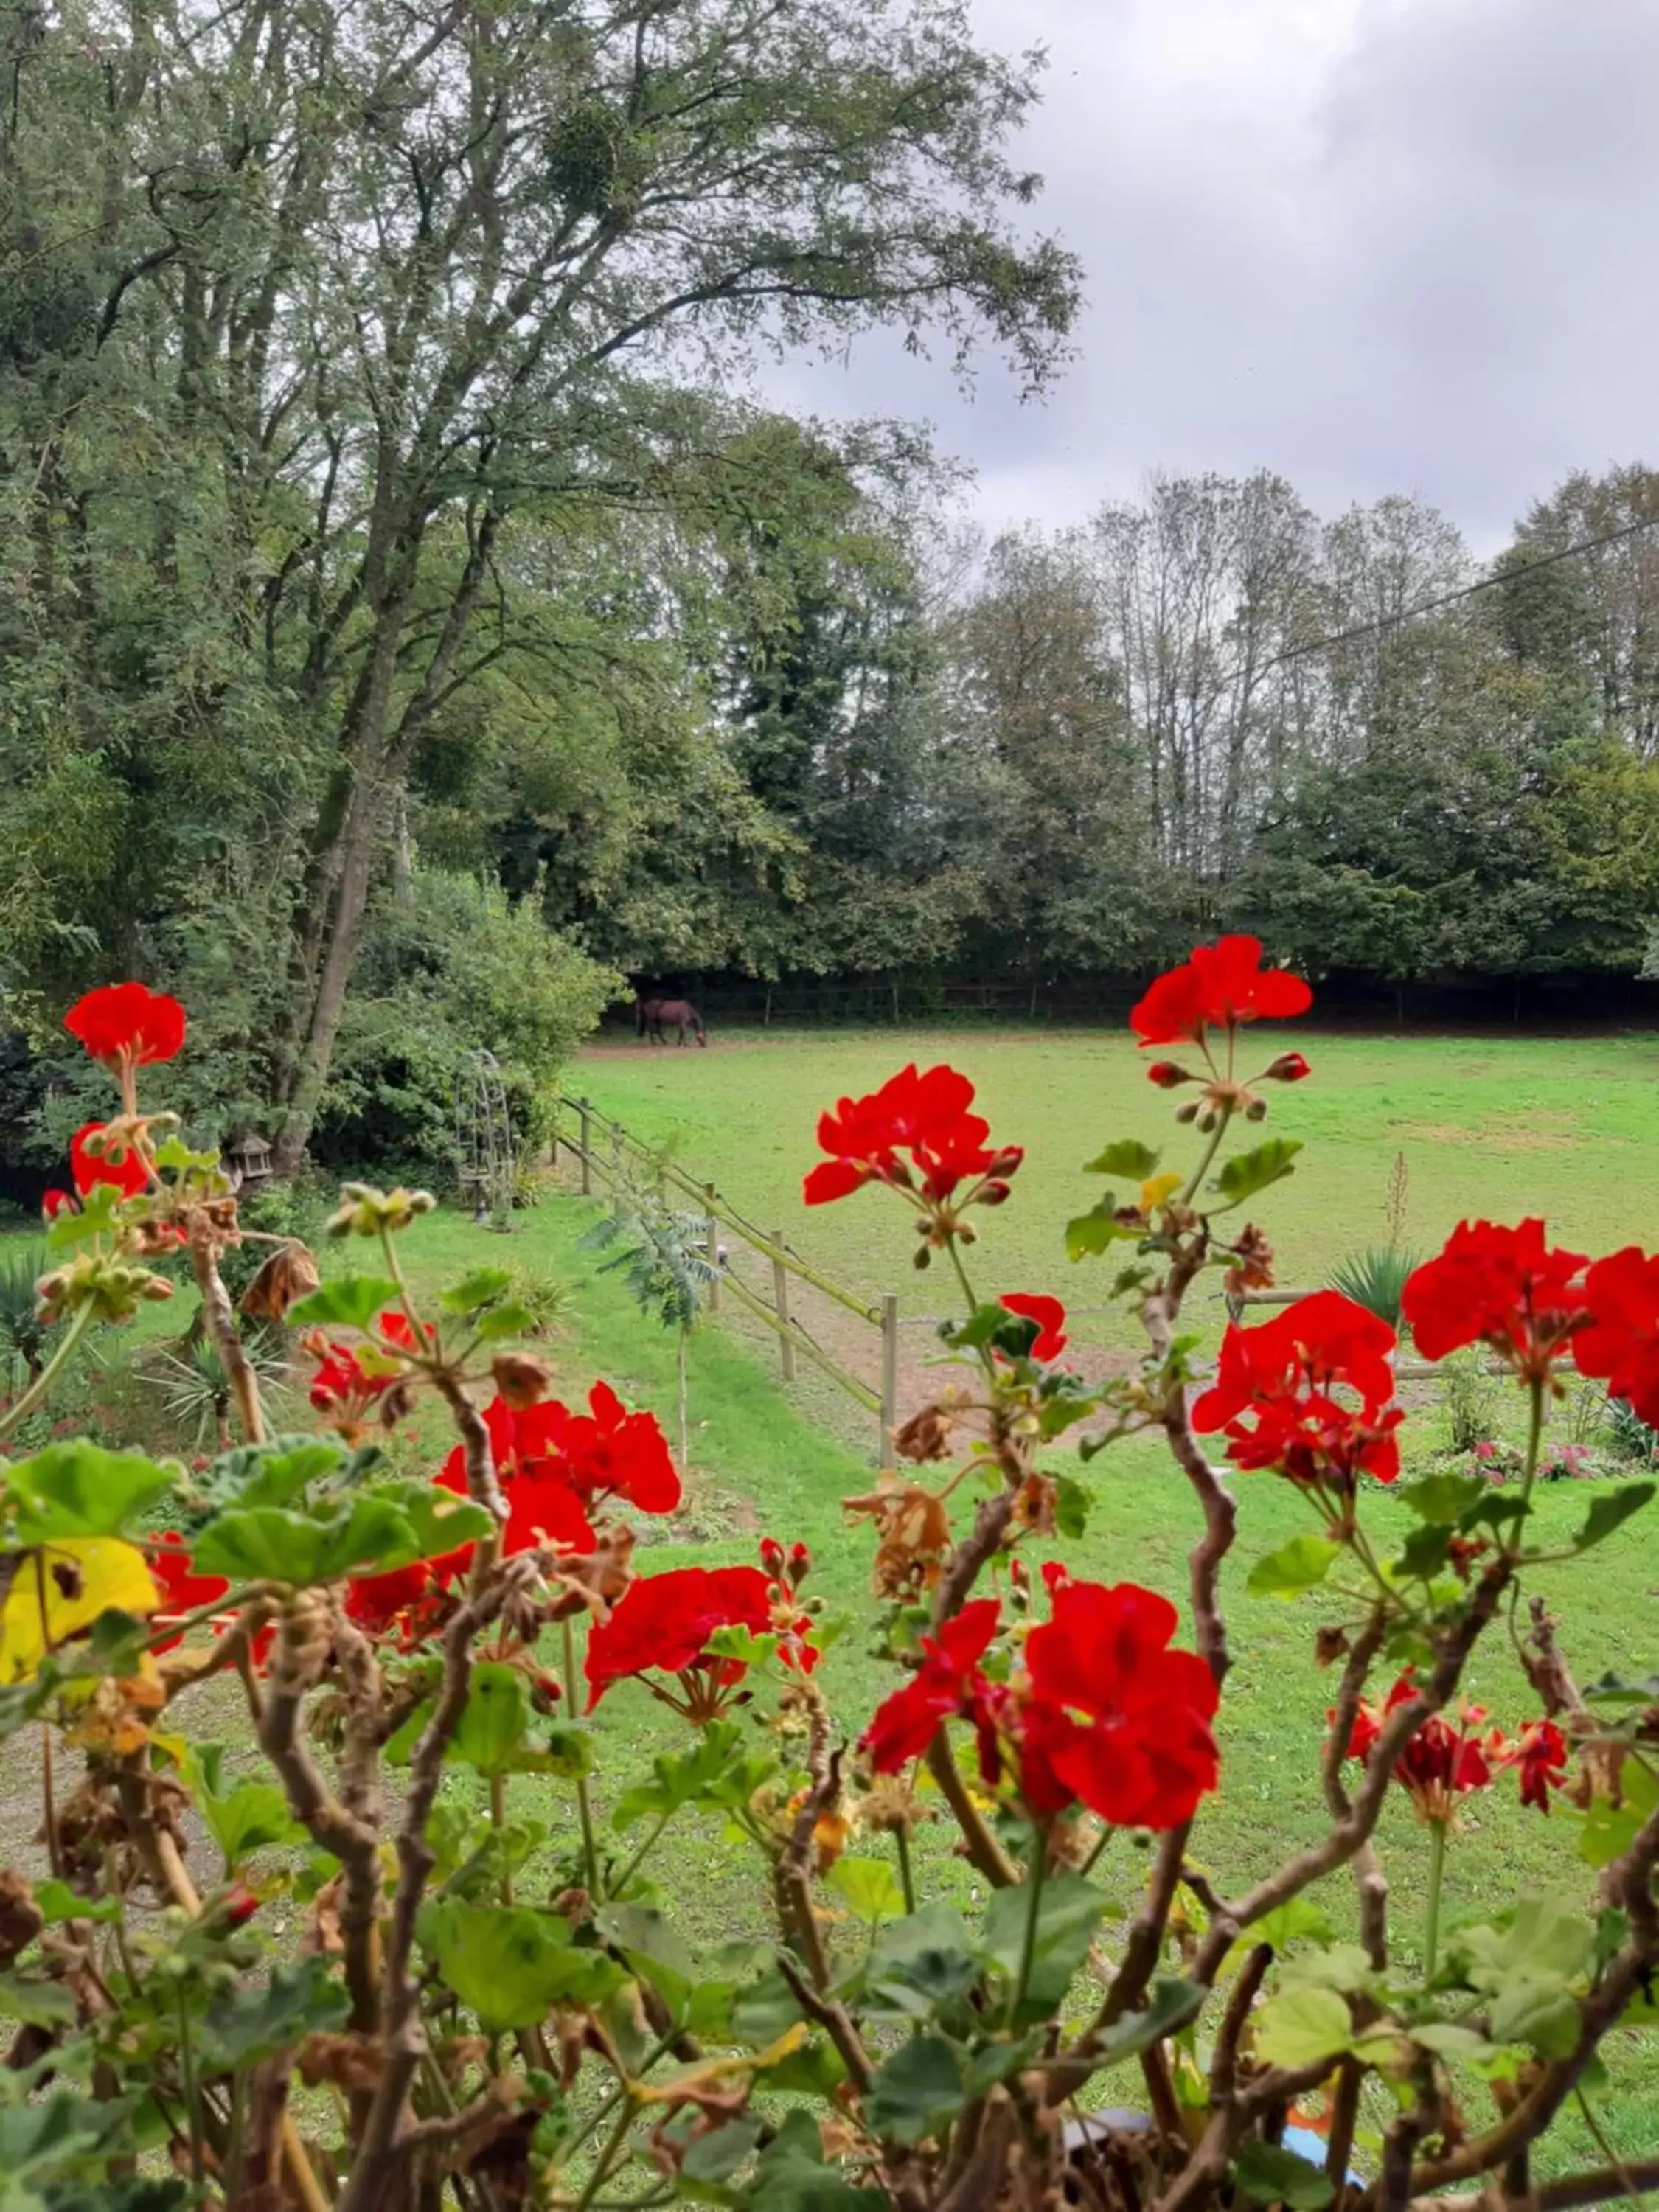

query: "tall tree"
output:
0 0 1078 1167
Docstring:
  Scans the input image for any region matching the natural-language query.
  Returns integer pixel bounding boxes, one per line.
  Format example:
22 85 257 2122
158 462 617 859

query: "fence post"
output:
577 1098 592 1197
705 1198 722 1314
880 1293 899 1464
772 1231 797 1382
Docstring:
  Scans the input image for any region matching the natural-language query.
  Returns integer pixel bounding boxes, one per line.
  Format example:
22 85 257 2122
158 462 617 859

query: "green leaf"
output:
1399 1473 1489 1526
1065 1201 1140 1262
959 2029 1045 2100
1410 2022 1495 2057
827 1858 905 1927
1579 1762 1659 1869
1458 1896 1593 2057
198 1958 349 2068
1054 1475 1093 1540
450 1664 532 1778
474 1301 537 1342
863 2035 965 2147
540 1724 596 1781
417 1899 623 2031
438 1268 515 1315
284 1277 401 1333
0 1972 79 2027
1214 1139 1303 1207
982 1872 1106 2013
610 1722 774 1831
1247 1534 1341 1600
865 1905 981 2017
32 1878 119 1927
1085 1138 1161 1179
1234 2140 1335 2210
375 1481 493 1567
193 1485 487 1586
1253 1983 1352 2068
194 1775 304 1872
4 1445 173 1543
1397 1524 1451 1581
1571 1482 1655 1553
745 2108 888 2212
683 2116 764 2185
1225 1899 1334 1969
1089 1976 1206 2068
1463 1493 1531 1537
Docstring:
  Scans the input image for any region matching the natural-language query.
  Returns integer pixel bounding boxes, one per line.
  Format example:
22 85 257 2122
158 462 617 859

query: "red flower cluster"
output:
863 1579 1219 1832
1192 1290 1402 1486
1509 1718 1570 1813
584 1562 776 1716
69 1121 147 1200
804 1063 1021 1212
307 1314 413 1427
1342 1672 1568 1823
1130 936 1311 1054
1402 1220 1588 1382
64 983 187 1072
998 1293 1068 1363
1343 1672 1503 1825
1573 1247 1659 1430
433 1380 683 1563
343 1557 453 1645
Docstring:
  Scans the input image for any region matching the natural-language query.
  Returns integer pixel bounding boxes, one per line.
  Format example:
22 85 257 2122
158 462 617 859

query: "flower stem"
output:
489 1772 513 1905
1010 1826 1048 2020
609 1812 674 1901
573 2096 639 2212
563 1616 601 1898
1423 1817 1448 1980
176 1986 206 2193
1179 1105 1234 1209
0 1300 95 1439
895 1821 916 1916
1515 1376 1547 1529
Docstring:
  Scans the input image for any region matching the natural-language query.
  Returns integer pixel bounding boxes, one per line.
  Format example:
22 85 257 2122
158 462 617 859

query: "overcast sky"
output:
759 0 1659 552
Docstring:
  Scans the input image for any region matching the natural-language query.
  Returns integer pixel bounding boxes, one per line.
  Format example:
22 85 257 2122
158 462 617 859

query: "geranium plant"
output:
1 954 1657 2212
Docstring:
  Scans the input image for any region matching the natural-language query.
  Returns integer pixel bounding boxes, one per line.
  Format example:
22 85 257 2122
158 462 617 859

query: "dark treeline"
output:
3 1 1657 1191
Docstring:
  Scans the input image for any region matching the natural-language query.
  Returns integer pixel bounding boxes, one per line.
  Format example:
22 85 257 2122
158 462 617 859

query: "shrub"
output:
1329 1239 1420 1327
6 959 1659 2212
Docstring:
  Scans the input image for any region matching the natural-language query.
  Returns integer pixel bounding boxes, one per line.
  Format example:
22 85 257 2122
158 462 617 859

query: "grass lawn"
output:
6 1021 1658 2168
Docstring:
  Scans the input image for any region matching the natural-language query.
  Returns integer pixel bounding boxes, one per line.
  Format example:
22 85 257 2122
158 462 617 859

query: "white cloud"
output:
756 0 1659 550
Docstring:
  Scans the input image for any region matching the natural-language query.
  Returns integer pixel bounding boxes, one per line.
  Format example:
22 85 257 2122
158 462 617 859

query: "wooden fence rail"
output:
552 1095 898 1458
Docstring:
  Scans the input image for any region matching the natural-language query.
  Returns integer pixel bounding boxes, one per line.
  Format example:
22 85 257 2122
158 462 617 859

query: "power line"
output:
1259 508 1659 678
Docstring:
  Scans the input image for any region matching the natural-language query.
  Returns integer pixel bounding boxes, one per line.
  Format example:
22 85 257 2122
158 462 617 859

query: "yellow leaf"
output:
1139 1171 1184 1216
0 1540 160 1683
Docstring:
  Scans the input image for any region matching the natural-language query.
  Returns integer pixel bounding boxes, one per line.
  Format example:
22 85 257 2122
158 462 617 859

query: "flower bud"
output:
1174 1100 1200 1124
1245 1096 1268 1121
912 1245 932 1270
221 1885 260 1929
1265 1052 1312 1082
759 1537 786 1580
1145 1062 1194 1090
787 1540 812 1589
491 1352 554 1408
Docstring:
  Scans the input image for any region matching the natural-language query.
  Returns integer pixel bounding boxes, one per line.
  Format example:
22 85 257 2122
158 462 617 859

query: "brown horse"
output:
635 995 707 1047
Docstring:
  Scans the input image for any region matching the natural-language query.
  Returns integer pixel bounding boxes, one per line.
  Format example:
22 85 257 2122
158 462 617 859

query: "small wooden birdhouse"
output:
225 1130 273 1190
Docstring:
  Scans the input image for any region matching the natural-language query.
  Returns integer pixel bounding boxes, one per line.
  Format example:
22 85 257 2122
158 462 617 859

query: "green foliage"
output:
1440 1349 1498 1455
1329 1244 1421 1329
0 1242 57 1389
580 1192 714 1334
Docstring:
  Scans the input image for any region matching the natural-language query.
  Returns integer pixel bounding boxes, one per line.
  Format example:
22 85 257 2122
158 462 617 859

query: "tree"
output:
1511 465 1659 756
0 0 1078 1167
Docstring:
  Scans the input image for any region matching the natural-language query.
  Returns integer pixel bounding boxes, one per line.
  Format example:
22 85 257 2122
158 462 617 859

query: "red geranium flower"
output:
1341 1669 1507 1826
1571 1246 1659 1430
64 982 187 1071
41 1189 73 1221
1507 1718 1570 1813
1017 1579 1220 1830
862 1600 1002 1772
147 1533 232 1654
344 1559 436 1634
804 1063 1021 1213
585 1565 774 1717
1130 936 1312 1051
998 1293 1068 1363
1193 1290 1400 1484
545 1380 681 1514
1402 1220 1588 1381
69 1121 147 1200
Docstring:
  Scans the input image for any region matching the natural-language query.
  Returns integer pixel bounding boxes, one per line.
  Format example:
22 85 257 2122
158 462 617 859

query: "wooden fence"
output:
551 1095 900 1461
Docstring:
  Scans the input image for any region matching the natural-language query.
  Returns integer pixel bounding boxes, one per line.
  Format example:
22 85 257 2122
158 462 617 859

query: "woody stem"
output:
563 1616 601 1897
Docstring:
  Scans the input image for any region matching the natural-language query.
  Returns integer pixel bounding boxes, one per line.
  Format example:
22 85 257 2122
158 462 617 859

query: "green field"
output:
10 1023 1659 2166
535 1023 1659 2159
